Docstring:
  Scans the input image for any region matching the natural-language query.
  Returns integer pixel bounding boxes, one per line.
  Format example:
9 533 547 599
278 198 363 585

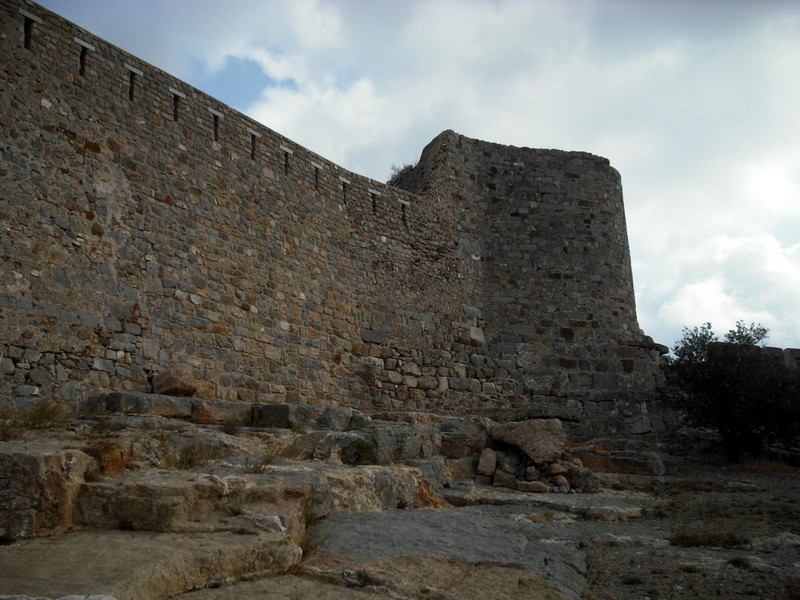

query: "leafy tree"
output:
723 320 769 346
670 321 800 460
671 320 767 365
671 322 717 364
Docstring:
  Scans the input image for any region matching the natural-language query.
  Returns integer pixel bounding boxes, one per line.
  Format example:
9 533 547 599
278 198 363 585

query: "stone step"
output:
80 392 253 425
76 469 310 544
0 530 301 600
75 462 434 539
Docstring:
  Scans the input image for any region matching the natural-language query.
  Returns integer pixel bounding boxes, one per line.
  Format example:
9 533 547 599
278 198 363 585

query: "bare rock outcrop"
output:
0 395 648 600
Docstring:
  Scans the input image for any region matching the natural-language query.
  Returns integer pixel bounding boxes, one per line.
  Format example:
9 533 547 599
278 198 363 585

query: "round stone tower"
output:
393 131 665 434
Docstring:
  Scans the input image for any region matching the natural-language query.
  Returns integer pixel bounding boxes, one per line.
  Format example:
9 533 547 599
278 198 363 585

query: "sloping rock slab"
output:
303 507 585 599
0 530 300 600
174 574 389 599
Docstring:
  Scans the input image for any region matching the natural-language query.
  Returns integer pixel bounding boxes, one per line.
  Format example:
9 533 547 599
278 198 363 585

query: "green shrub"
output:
669 321 800 460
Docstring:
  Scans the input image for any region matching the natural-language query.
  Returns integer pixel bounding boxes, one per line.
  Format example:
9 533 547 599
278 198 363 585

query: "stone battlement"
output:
0 0 664 435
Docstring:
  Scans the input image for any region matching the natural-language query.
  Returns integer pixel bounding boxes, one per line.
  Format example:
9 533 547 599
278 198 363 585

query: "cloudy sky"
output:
39 0 800 350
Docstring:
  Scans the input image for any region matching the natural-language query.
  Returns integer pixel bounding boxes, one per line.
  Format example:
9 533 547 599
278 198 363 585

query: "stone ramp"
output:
0 530 300 600
302 507 584 600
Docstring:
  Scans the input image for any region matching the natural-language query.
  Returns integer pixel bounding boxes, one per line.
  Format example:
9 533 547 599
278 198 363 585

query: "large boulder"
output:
490 418 565 465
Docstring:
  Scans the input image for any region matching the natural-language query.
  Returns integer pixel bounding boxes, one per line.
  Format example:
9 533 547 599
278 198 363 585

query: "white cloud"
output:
645 232 800 348
659 276 773 333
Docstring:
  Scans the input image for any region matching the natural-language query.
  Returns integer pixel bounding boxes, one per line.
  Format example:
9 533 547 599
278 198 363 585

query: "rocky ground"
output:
0 394 798 600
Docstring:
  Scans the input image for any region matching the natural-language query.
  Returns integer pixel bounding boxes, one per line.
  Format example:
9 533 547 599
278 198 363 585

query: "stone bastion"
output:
0 0 667 436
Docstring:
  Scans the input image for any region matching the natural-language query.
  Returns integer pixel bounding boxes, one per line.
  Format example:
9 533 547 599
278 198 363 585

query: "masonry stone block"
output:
361 329 388 345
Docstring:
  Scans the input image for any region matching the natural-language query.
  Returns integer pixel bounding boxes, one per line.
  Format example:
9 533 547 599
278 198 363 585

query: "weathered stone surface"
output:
282 431 374 464
476 448 497 476
303 508 585 599
81 393 251 425
253 404 371 432
282 421 439 466
474 474 492 486
76 469 304 535
446 456 477 482
568 446 667 476
0 445 93 541
2 410 796 600
439 432 477 458
582 506 642 521
491 418 565 465
0 596 118 600
563 461 599 493
437 415 491 456
525 466 540 480
366 421 440 463
552 474 570 489
492 470 518 490
416 375 438 390
360 329 388 345
175 575 389 599
151 373 196 398
517 480 550 493
0 530 301 600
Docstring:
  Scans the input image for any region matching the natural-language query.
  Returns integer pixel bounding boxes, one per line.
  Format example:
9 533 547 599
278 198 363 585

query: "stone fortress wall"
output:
763 347 800 369
0 0 666 435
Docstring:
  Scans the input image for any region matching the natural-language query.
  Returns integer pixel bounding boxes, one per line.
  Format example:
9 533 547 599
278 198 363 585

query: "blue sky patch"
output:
190 56 281 110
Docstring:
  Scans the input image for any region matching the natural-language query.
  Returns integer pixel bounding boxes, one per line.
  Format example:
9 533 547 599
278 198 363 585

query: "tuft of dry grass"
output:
0 404 23 440
172 443 227 469
23 399 73 428
660 477 721 495
581 539 615 599
727 555 755 570
220 416 243 435
739 456 800 473
244 447 281 473
668 529 748 549
0 400 73 436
